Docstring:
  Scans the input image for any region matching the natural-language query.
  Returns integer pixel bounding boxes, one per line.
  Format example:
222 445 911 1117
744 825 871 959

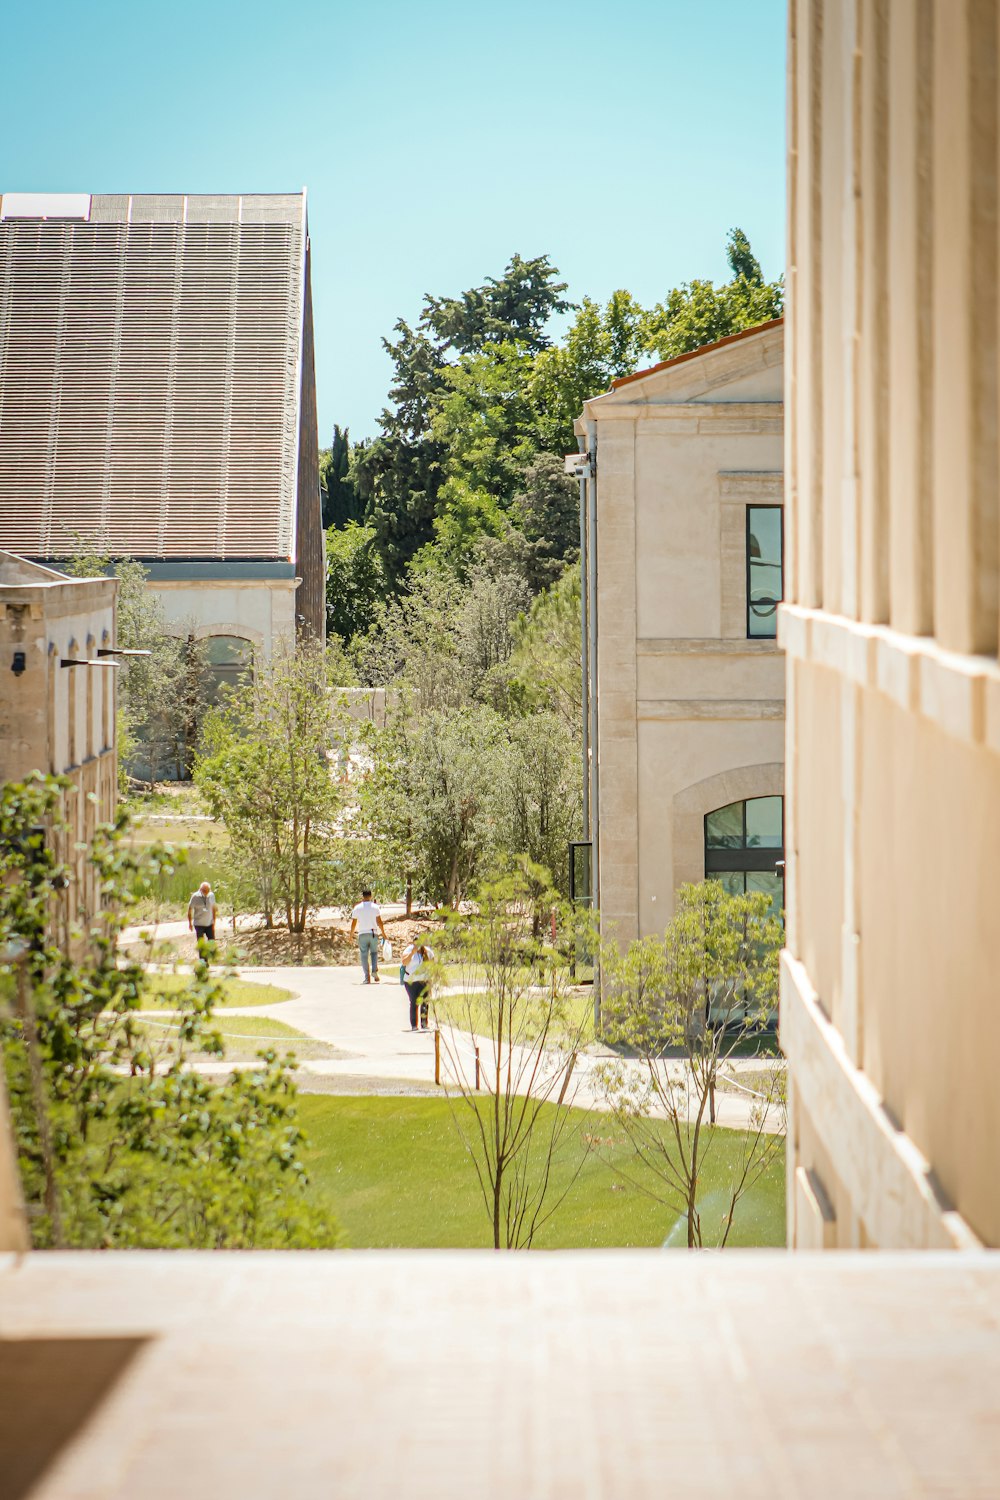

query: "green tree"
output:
435 862 591 1248
356 256 571 582
642 227 783 363
320 425 365 529
61 548 211 787
598 881 785 1249
423 252 571 355
511 453 580 593
195 644 345 933
531 290 648 453
507 563 582 729
326 521 387 643
0 775 334 1249
499 713 581 895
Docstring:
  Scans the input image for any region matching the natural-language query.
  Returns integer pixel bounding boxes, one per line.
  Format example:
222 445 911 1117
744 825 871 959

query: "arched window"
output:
203 635 253 702
705 795 784 911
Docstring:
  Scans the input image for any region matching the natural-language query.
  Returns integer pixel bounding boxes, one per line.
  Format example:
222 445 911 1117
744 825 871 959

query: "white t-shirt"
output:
405 946 434 979
352 900 381 933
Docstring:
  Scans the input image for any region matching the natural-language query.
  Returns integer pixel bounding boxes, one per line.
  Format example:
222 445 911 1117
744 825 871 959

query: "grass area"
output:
138 1012 335 1062
297 1095 785 1250
431 989 596 1044
142 975 294 1008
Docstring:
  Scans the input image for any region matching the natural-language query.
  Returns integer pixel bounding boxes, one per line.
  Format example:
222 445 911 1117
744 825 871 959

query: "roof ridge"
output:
609 316 784 391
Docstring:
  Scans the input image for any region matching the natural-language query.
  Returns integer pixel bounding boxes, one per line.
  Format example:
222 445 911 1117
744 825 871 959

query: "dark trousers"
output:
194 924 215 944
405 979 429 1029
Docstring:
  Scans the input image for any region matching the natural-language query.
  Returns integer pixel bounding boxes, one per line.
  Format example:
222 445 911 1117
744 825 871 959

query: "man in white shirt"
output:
187 882 218 947
349 888 387 984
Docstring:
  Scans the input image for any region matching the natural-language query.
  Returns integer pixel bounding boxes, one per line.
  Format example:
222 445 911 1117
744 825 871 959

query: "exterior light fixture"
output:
10 652 25 676
59 658 120 668
96 647 151 658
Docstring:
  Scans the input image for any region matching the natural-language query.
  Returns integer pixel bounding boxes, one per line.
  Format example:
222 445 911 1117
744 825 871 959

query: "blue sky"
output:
3 0 786 441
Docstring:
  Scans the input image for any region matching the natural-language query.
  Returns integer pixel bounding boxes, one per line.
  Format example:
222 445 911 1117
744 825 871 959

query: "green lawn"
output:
138 1012 334 1062
296 1095 785 1250
432 989 596 1044
142 975 293 1008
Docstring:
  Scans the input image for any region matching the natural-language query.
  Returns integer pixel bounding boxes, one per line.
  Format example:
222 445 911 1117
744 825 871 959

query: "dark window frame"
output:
704 797 785 902
746 504 784 639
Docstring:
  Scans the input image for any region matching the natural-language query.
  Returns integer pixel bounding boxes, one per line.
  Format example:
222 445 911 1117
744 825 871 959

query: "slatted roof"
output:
0 193 307 561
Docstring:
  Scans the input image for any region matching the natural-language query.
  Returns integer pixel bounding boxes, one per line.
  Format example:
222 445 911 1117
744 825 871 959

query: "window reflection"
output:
747 506 783 638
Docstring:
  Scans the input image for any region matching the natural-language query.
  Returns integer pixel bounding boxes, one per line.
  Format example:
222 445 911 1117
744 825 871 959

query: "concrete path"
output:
177 964 785 1133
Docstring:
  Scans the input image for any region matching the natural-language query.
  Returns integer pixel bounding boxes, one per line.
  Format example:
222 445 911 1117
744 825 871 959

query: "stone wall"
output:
783 0 1000 1249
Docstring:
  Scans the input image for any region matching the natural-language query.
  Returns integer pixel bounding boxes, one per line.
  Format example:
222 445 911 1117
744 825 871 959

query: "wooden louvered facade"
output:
0 192 323 639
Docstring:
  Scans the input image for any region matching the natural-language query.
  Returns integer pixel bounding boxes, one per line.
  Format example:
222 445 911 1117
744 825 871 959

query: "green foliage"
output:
507 563 582 728
325 521 387 644
61 547 212 785
642 226 783 362
435 862 592 1248
0 775 335 1249
349 232 777 587
530 289 647 453
195 644 347 932
422 252 572 355
598 881 785 1249
320 424 365 529
510 453 580 592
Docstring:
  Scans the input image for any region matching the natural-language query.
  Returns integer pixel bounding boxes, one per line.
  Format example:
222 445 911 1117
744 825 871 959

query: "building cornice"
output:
780 605 1000 756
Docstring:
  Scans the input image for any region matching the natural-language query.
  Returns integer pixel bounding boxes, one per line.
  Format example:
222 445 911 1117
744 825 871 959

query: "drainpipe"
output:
586 419 600 1032
578 438 590 844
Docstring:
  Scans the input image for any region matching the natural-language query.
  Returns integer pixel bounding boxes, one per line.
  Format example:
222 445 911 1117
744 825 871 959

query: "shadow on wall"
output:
0 1337 150 1499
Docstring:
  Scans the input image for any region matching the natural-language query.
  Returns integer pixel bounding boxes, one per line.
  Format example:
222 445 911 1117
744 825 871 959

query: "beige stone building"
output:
0 191 324 663
577 320 785 944
0 551 119 921
0 551 119 1251
783 0 1000 1249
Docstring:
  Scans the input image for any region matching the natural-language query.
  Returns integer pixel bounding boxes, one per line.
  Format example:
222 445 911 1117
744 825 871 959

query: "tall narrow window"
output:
747 506 783 638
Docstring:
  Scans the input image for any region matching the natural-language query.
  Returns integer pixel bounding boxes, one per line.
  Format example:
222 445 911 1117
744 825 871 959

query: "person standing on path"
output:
187 882 218 951
402 940 435 1030
349 889 387 984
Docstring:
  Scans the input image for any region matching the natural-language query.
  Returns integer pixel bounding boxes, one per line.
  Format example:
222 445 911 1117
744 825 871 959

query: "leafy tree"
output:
598 881 784 1249
499 713 580 894
195 643 345 933
0 775 335 1248
530 290 647 453
423 252 572 355
511 453 580 592
356 256 571 582
435 862 591 1248
507 563 582 729
403 705 508 906
354 319 449 582
642 227 783 363
325 522 387 644
320 425 365 529
61 548 211 787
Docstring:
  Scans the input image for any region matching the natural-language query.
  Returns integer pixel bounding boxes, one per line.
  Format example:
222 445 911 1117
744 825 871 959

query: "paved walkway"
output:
161 964 783 1133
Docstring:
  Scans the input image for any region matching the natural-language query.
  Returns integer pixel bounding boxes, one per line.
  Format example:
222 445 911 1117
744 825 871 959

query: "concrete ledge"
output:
780 950 982 1250
780 605 1000 752
2 1249 1000 1499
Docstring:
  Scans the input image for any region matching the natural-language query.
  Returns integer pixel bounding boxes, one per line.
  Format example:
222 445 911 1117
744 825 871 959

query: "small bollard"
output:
474 1044 481 1091
434 1027 441 1086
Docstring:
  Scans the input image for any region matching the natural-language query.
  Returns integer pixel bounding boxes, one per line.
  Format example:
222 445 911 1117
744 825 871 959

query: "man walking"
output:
187 881 218 950
349 888 387 984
